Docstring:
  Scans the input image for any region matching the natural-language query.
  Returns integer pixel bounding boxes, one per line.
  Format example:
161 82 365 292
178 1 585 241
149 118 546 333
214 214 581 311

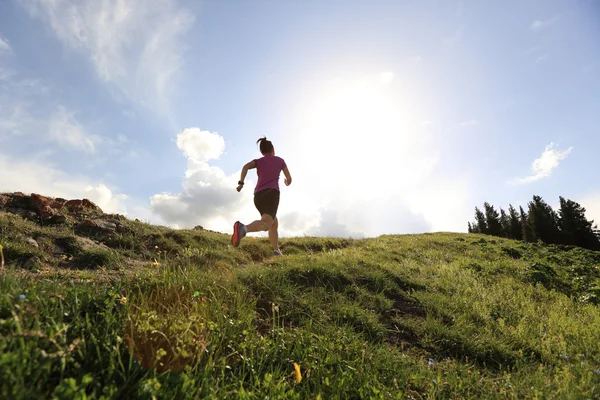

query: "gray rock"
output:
25 238 39 248
75 219 118 243
22 255 41 270
82 219 117 231
95 220 117 231
75 236 109 252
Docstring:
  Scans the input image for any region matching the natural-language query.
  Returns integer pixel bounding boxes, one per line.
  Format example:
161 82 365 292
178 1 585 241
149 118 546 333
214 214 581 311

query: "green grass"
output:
1 210 600 398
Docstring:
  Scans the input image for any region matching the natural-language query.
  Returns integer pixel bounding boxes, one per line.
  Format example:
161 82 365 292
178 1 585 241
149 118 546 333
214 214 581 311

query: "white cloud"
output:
304 209 367 238
150 128 252 231
0 35 11 53
530 17 558 32
459 119 480 127
298 199 432 238
49 107 99 152
23 0 194 113
0 102 33 137
0 89 119 156
176 128 225 162
84 184 129 214
513 143 573 184
0 59 127 155
276 209 323 237
0 53 53 140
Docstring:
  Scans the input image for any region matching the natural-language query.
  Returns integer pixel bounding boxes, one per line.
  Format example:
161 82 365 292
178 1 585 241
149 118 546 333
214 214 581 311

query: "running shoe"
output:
232 221 243 247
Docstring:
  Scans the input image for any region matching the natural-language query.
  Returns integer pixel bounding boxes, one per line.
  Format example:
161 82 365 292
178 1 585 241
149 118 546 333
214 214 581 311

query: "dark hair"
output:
256 137 274 155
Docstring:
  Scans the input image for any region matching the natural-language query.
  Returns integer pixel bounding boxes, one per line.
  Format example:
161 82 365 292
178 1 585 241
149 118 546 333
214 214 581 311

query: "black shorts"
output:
254 189 280 219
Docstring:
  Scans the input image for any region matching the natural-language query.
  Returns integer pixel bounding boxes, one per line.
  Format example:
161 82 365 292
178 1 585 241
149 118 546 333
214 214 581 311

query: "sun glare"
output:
281 71 445 233
294 72 432 189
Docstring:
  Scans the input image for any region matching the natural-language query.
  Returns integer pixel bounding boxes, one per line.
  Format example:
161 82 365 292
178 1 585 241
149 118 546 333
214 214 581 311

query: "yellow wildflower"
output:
293 362 302 384
119 297 127 305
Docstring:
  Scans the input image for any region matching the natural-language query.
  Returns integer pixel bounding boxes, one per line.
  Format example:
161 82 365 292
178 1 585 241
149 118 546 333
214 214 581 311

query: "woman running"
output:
231 137 292 255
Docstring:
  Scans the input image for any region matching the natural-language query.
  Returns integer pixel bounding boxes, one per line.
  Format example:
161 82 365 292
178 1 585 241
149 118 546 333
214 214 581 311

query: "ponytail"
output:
256 136 274 155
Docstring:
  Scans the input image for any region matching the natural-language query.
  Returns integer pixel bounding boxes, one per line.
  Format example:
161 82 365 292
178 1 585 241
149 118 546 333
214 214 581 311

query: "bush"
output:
75 249 119 270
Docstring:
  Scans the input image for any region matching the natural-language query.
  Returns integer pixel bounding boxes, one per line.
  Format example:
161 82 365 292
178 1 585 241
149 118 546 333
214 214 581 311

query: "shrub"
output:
75 249 119 269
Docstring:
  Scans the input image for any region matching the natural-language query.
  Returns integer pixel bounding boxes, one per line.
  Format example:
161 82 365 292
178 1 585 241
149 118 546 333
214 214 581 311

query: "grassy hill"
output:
1 207 600 399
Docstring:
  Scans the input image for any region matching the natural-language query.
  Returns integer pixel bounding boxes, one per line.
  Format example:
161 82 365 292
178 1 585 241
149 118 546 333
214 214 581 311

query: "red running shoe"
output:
232 221 242 247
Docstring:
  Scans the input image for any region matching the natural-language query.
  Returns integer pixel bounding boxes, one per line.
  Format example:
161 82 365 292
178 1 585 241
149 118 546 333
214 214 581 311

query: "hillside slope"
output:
1 194 600 398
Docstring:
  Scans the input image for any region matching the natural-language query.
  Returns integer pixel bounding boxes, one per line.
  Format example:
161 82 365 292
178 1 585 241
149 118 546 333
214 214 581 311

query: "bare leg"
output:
246 214 274 233
268 217 279 251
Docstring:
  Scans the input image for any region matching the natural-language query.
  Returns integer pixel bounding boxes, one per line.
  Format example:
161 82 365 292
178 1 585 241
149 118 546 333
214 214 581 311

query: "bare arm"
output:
283 166 292 186
237 160 256 192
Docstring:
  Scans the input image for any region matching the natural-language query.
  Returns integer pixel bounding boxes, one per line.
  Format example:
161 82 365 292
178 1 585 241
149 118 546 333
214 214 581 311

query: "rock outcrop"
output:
0 192 103 223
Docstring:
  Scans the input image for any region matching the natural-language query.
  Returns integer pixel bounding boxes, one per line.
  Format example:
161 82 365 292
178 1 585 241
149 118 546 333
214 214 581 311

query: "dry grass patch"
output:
125 286 210 372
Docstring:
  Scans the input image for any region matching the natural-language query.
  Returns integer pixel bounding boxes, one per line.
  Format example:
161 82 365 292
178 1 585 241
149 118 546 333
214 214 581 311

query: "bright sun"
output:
280 71 467 235
309 72 402 141
295 72 432 188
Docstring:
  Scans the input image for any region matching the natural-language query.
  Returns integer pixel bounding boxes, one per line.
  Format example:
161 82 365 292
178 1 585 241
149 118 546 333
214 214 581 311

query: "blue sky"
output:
0 0 599 236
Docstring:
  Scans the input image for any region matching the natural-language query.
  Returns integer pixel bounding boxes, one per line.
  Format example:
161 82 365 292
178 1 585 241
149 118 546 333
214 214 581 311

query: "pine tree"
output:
469 218 483 234
474 207 487 234
528 195 561 244
484 202 503 237
558 197 600 250
508 205 522 240
499 208 510 238
467 196 599 250
520 206 534 242
558 196 578 245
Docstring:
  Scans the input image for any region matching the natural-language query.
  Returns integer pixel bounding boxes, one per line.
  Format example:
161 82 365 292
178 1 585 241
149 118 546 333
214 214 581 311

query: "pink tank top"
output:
253 155 287 194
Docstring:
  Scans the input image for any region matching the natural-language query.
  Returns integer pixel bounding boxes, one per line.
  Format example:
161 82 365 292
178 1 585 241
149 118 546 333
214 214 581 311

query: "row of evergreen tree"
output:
468 195 600 251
